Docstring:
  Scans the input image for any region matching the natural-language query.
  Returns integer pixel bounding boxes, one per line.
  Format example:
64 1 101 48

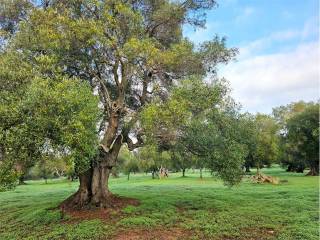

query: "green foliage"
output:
254 114 280 169
273 101 319 173
286 104 319 174
239 113 281 173
183 111 246 185
118 216 157 227
141 77 246 185
136 144 172 177
0 70 100 188
0 162 19 191
0 0 33 37
199 35 238 74
170 143 195 176
118 147 140 180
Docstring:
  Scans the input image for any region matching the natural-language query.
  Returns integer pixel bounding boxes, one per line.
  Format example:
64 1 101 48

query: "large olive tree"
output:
0 0 237 209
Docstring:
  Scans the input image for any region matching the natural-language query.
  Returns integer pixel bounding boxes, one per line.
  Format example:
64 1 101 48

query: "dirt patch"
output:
220 227 276 240
114 227 192 240
62 195 139 223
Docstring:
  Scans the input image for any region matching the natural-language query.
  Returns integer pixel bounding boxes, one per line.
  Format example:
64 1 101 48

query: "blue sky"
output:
184 0 319 113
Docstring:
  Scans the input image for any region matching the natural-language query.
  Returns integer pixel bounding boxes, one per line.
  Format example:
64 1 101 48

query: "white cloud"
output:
238 17 319 59
220 41 319 113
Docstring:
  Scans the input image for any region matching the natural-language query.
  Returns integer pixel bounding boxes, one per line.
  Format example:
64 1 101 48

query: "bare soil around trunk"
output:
62 195 139 223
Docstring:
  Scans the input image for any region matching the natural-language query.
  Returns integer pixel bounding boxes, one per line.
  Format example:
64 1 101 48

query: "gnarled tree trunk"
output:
61 141 122 209
61 104 124 210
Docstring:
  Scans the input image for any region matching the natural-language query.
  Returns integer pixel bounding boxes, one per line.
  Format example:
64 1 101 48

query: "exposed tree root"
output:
60 189 114 210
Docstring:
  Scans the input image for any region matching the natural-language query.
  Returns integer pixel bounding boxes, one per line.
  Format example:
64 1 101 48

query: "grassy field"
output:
0 166 318 240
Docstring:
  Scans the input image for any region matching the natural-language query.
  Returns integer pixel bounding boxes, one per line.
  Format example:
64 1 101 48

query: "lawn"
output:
0 166 318 240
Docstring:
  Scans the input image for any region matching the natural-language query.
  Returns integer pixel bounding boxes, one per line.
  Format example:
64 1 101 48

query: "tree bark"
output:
61 134 123 209
182 168 185 177
60 158 117 209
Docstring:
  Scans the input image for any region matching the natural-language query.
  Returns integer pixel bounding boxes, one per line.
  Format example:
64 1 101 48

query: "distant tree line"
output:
3 99 317 188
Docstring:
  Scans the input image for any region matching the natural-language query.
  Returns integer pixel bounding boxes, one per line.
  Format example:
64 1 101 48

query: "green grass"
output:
0 166 318 239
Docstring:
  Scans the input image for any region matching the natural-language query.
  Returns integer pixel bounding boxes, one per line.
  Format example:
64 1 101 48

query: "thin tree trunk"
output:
257 163 261 175
245 165 251 173
182 168 185 177
200 168 203 179
127 172 130 181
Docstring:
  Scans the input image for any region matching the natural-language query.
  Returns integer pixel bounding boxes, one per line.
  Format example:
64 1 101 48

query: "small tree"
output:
118 147 140 180
170 144 194 177
142 78 246 186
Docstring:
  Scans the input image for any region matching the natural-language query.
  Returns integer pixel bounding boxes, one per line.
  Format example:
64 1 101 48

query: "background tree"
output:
123 156 139 180
117 146 140 180
170 143 194 177
142 77 246 185
182 108 246 185
286 104 319 176
238 113 258 173
272 101 316 172
254 114 280 173
136 144 172 179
